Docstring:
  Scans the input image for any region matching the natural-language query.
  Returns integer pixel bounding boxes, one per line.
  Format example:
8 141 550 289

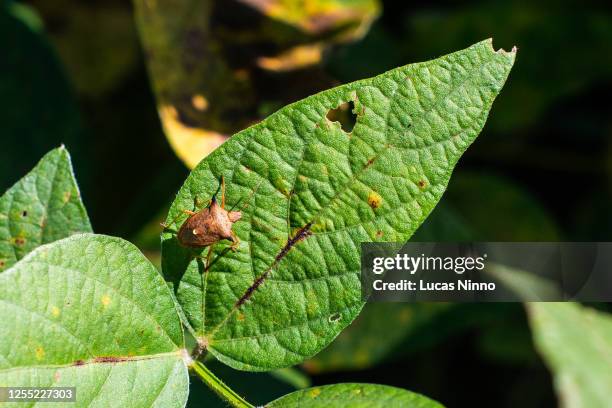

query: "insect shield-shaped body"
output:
177 196 241 249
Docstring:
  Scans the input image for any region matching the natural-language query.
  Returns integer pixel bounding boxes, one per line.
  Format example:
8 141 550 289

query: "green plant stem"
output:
190 360 254 408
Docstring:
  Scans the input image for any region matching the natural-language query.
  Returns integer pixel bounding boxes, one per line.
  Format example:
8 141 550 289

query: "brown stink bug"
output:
162 176 253 267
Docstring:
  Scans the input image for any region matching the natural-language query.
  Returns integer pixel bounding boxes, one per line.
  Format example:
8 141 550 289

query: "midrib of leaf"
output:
204 45 502 340
0 351 184 374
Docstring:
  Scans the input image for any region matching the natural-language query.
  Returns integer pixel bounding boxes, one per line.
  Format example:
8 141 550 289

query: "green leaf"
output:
266 383 443 407
0 234 188 407
527 303 612 408
162 39 516 371
0 147 92 272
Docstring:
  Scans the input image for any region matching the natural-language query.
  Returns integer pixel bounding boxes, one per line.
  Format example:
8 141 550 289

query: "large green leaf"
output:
527 303 612 408
266 383 443 407
162 39 516 371
0 234 188 407
0 147 91 273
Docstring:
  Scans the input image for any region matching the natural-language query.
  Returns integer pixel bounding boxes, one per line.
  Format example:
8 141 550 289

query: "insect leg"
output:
160 209 196 230
205 243 215 270
229 231 241 252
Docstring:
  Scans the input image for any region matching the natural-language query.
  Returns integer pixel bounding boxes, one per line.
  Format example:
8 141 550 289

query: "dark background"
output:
2 0 611 406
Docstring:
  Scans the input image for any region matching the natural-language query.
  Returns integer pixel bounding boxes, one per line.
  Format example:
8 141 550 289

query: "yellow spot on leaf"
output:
191 94 209 111
367 191 382 209
101 295 111 307
237 312 245 321
35 347 45 360
159 105 228 169
309 388 321 398
51 306 60 317
63 191 72 203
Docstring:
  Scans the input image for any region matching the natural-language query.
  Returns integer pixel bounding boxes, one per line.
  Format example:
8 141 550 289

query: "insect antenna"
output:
210 176 224 206
229 180 263 213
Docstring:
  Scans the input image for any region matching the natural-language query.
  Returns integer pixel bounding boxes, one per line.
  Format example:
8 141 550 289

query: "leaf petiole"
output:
190 360 254 408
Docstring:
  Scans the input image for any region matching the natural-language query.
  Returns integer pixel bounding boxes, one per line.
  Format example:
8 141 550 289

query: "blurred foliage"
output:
237 0 379 40
133 0 380 167
0 2 85 194
528 303 612 407
303 303 451 373
28 0 139 97
445 172 560 241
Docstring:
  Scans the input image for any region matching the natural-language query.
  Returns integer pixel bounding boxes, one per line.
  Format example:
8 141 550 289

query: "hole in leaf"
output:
328 312 341 323
326 100 357 133
21 211 27 217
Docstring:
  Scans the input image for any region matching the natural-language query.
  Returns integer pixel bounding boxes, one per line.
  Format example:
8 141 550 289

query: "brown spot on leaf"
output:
73 359 85 366
13 237 26 246
376 230 384 238
365 157 375 168
418 180 427 189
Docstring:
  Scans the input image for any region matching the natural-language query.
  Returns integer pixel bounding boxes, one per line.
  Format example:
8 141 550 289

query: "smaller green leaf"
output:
266 383 443 407
0 234 188 407
0 146 91 272
527 303 612 408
